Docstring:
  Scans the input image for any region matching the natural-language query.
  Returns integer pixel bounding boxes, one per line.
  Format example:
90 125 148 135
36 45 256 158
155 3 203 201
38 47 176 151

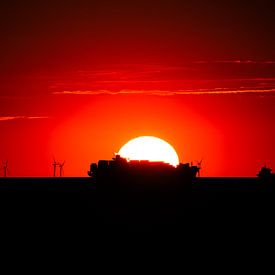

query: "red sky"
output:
1 0 275 176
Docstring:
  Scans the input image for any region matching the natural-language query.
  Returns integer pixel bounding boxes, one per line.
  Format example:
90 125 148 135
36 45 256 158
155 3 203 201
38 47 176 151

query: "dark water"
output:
0 177 274 237
0 177 273 272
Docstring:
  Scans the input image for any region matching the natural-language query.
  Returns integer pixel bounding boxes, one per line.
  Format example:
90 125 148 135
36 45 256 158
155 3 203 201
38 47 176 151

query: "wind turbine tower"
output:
3 161 8 177
52 159 59 177
197 159 203 177
59 161 65 177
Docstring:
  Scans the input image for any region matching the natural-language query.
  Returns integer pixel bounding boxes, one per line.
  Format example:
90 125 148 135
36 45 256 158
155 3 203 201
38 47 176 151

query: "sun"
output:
118 136 180 167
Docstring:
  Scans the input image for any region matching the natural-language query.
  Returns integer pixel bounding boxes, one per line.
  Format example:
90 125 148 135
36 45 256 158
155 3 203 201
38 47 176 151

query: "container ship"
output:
88 154 200 184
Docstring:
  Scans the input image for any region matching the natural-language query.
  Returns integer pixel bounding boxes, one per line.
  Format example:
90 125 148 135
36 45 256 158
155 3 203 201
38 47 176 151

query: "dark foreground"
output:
0 176 275 239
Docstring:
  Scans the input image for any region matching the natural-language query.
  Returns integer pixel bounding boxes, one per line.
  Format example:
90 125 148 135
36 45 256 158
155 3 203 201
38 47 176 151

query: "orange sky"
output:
1 87 275 177
1 1 275 176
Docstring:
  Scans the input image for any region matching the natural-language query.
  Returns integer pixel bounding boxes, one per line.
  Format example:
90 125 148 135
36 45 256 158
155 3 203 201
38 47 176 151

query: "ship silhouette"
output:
88 154 200 188
257 165 275 180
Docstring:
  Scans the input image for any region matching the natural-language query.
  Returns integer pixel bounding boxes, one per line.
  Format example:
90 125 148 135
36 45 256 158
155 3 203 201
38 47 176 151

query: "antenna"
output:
59 161 65 177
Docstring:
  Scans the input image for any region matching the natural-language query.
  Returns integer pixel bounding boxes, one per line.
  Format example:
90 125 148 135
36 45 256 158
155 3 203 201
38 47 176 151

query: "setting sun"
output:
118 136 180 167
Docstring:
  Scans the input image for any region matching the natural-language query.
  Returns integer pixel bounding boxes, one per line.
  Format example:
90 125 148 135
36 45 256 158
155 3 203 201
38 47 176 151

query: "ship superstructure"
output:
88 154 200 182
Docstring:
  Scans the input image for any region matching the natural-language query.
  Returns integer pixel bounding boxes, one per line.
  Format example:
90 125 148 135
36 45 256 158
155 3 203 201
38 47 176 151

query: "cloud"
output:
52 88 275 96
0 116 49 122
194 60 275 65
172 88 275 95
53 90 125 95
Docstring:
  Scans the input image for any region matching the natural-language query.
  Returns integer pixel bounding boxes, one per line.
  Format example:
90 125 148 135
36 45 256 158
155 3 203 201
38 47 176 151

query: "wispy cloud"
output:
194 60 275 65
42 60 275 100
172 88 275 95
0 116 49 122
52 88 275 96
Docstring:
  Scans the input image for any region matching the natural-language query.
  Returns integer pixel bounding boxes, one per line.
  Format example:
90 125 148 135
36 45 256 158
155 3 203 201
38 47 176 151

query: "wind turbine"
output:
52 159 59 177
196 159 203 177
3 161 8 177
59 161 65 177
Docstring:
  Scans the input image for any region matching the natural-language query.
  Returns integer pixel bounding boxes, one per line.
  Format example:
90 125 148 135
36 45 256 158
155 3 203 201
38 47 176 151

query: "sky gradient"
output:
1 0 275 176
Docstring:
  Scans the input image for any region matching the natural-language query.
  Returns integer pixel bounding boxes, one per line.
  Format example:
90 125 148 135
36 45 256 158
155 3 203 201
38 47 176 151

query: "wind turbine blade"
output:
52 155 57 164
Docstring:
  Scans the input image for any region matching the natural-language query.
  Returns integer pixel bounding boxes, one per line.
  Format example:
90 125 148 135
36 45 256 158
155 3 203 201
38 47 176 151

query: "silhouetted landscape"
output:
1 172 274 237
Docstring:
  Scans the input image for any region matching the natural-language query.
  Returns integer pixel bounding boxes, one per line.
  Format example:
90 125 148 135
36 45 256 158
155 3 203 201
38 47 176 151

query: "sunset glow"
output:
1 1 275 177
118 136 180 167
